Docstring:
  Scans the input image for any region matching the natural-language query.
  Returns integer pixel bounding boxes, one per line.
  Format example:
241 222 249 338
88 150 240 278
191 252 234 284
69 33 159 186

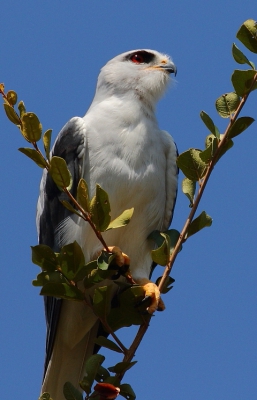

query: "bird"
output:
37 49 178 400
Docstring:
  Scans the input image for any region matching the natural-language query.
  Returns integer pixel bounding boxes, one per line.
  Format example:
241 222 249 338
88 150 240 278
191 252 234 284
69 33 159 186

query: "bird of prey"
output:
37 49 178 399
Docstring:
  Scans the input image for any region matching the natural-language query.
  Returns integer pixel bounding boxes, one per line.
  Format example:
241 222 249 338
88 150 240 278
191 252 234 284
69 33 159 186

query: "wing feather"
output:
36 117 87 377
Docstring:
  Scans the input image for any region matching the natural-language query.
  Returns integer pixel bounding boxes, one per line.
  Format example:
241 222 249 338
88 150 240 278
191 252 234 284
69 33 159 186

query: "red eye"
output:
130 53 145 64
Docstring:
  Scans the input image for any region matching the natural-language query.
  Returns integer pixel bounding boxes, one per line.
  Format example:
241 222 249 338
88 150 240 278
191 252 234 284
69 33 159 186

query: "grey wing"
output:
36 117 87 378
163 135 179 230
150 132 178 277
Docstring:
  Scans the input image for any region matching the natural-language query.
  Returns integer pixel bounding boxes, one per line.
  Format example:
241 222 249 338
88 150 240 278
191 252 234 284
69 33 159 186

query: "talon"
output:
136 278 165 314
108 246 130 267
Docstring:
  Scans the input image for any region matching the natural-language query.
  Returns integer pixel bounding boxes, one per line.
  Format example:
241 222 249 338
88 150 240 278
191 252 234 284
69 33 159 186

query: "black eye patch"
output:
125 50 155 64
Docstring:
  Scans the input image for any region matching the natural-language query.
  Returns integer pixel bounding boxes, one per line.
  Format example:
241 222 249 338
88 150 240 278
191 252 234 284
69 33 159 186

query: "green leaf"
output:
94 336 123 353
177 149 207 181
227 117 254 139
77 178 90 212
80 354 105 395
187 211 212 238
83 264 106 289
63 382 83 400
95 366 110 383
151 232 171 266
40 282 84 301
200 111 220 138
59 241 85 280
6 90 17 106
18 101 26 118
215 92 240 118
199 137 218 163
39 393 53 400
43 129 52 160
148 229 181 254
32 271 66 286
97 250 116 271
107 286 149 331
106 208 134 231
182 177 196 207
49 156 72 189
216 139 234 161
90 184 111 231
231 70 257 97
92 285 113 320
232 43 254 68
101 376 121 387
119 384 136 400
108 361 137 374
31 244 58 271
74 261 97 283
236 19 257 54
21 112 42 142
3 103 20 125
155 276 175 294
18 148 48 168
60 200 82 217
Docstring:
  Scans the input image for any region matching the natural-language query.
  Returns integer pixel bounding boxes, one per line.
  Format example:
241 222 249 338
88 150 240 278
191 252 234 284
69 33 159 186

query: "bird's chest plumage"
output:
84 114 166 219
78 100 168 275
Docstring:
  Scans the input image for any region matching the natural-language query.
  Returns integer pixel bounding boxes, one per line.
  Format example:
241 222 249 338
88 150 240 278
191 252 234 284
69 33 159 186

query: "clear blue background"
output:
1 1 256 399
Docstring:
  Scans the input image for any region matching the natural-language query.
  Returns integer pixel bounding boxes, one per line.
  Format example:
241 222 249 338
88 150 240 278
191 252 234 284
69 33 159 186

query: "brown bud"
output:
94 382 120 399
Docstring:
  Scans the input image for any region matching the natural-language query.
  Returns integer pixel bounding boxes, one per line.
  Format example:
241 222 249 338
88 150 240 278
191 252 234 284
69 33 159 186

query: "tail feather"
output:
41 300 99 400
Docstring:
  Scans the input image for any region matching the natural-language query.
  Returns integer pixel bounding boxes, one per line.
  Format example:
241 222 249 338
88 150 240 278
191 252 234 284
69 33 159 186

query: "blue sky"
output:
1 1 257 399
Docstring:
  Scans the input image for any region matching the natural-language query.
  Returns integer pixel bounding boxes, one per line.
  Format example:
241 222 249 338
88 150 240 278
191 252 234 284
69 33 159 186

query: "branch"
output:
158 71 257 294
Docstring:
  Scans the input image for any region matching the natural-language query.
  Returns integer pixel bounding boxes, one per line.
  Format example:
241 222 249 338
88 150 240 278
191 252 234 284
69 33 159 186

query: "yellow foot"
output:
106 246 135 284
108 246 130 267
136 278 165 314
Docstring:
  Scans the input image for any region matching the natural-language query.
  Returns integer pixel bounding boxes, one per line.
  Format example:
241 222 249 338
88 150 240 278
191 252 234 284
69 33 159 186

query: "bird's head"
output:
96 49 176 107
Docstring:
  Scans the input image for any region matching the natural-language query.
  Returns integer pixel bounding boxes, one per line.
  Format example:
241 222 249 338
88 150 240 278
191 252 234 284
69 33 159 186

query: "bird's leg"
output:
108 246 130 267
135 278 166 314
108 246 137 285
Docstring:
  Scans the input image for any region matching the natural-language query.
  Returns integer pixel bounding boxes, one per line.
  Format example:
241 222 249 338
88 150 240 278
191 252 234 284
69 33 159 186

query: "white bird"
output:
37 49 178 399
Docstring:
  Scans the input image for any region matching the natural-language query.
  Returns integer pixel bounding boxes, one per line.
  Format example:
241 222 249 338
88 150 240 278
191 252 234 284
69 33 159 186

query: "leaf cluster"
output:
174 19 257 245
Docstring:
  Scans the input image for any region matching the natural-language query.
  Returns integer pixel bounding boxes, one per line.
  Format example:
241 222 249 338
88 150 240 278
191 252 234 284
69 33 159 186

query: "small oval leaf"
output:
43 129 52 160
6 90 17 106
108 361 137 374
94 336 123 353
151 233 171 266
93 286 113 319
199 137 218 163
177 149 207 181
106 208 134 230
236 19 257 54
40 283 84 301
182 177 196 207
63 382 83 400
90 184 111 231
231 69 257 97
200 111 220 138
18 101 26 118
227 116 255 139
119 383 136 400
232 43 254 68
49 156 71 188
3 103 20 125
187 211 212 238
77 178 90 212
215 92 240 118
80 354 106 394
18 148 48 168
21 112 42 142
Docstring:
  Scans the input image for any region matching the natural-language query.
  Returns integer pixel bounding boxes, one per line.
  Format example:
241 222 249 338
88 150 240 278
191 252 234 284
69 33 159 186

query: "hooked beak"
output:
159 62 177 76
